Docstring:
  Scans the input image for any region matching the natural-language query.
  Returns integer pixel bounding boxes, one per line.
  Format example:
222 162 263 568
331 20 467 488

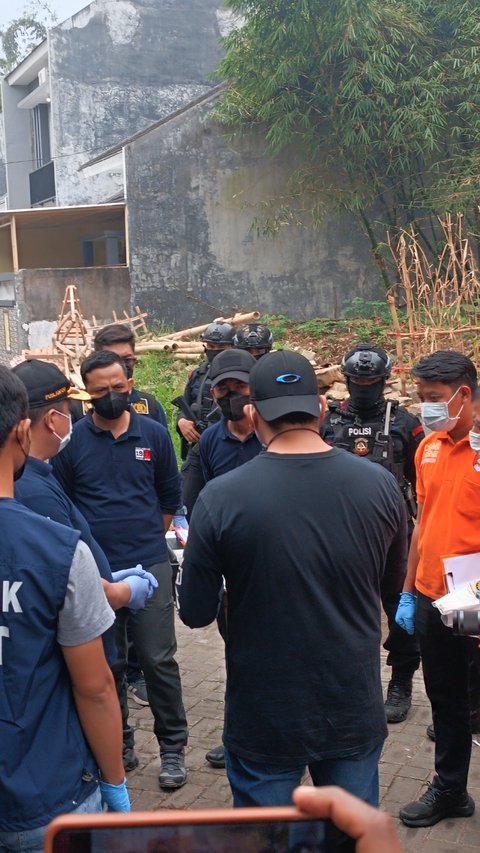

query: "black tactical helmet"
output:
341 343 392 379
201 322 235 344
233 323 273 351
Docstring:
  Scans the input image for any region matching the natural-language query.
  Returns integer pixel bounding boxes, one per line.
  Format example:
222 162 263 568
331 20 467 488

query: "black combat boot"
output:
384 675 412 723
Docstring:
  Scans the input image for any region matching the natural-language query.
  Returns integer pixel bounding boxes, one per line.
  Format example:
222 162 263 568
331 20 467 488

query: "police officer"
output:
321 342 424 723
233 323 273 359
176 322 235 517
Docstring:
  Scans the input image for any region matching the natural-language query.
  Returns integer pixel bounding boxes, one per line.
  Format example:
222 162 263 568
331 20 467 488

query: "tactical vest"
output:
0 500 98 831
326 402 406 486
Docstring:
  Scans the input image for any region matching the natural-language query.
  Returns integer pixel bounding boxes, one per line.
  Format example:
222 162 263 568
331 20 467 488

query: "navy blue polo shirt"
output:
199 417 262 481
15 456 113 580
130 388 168 427
52 410 181 571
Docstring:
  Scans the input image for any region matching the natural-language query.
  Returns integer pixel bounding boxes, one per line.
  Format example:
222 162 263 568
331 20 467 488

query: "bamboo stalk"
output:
167 311 260 341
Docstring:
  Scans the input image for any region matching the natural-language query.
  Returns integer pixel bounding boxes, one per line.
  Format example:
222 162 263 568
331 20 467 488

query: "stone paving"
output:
126 615 480 852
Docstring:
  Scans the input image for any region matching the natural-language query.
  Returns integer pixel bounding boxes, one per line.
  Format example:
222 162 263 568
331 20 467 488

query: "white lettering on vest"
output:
347 427 372 437
0 626 9 665
2 581 23 613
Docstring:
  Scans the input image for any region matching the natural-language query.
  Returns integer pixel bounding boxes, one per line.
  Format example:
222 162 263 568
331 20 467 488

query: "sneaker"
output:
123 746 139 772
426 723 435 741
205 744 225 768
127 677 149 707
399 777 475 827
158 750 187 789
384 677 412 723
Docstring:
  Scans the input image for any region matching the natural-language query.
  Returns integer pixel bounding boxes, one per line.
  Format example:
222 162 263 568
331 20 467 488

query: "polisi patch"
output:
135 447 152 461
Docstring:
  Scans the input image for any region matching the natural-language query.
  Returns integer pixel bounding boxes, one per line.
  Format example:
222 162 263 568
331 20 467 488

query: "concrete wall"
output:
20 266 130 321
125 97 382 325
0 265 131 361
49 0 228 206
1 79 33 209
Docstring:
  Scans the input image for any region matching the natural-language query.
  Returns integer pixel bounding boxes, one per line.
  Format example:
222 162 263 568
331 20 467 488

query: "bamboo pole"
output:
167 311 260 341
387 293 407 396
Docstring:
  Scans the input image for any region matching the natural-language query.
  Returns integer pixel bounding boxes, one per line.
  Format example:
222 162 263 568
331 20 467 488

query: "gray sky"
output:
0 0 86 30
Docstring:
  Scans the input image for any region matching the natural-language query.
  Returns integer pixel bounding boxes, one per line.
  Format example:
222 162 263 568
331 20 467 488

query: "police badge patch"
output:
354 437 369 456
133 398 149 415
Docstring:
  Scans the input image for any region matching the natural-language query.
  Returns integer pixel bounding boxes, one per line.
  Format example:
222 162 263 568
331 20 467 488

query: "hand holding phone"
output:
293 786 402 853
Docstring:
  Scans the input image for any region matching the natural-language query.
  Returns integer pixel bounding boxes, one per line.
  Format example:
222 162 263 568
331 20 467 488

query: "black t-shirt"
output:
180 447 407 765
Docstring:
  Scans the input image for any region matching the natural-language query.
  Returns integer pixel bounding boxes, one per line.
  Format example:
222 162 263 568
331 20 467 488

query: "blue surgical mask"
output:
52 411 72 452
421 388 463 433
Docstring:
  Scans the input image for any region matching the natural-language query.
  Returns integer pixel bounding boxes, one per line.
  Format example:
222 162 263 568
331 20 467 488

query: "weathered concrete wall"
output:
0 266 131 361
125 97 382 325
49 0 229 206
0 127 6 198
21 266 130 320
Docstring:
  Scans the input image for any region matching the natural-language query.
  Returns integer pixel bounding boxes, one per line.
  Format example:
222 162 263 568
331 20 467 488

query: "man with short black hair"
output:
53 350 188 790
200 349 261 482
0 366 129 853
396 350 480 827
180 350 407 810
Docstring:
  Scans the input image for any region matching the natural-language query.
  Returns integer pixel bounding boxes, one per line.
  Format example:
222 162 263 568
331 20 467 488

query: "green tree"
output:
214 0 480 287
0 1 57 75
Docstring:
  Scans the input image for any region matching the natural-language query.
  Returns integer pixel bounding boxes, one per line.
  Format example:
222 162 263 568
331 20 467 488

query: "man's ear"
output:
15 417 32 446
43 408 57 431
245 403 257 430
319 394 327 422
127 377 134 393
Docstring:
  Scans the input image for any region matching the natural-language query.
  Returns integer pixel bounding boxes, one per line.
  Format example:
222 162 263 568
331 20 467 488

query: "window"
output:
32 104 51 168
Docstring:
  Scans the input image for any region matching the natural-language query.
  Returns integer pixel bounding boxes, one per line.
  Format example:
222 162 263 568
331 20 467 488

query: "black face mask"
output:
205 349 220 364
217 392 250 421
91 391 130 420
347 380 384 413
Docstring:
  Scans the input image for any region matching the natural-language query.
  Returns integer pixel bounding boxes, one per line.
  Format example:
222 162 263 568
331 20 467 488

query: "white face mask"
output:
52 411 72 452
469 430 480 453
421 388 463 433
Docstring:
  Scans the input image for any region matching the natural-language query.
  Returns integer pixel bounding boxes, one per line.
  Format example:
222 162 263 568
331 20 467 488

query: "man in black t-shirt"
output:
179 351 408 810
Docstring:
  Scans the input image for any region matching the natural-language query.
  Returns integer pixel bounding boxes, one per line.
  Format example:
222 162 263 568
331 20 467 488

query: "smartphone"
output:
44 806 355 853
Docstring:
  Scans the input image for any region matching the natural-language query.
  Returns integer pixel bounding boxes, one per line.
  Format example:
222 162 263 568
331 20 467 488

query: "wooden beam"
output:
10 217 19 273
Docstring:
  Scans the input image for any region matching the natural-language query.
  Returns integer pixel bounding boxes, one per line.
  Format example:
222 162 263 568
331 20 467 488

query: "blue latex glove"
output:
395 592 417 635
173 514 189 530
99 778 131 812
111 564 146 582
124 574 158 610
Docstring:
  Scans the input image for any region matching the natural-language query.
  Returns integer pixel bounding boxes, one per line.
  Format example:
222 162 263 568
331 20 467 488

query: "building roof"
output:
0 202 125 229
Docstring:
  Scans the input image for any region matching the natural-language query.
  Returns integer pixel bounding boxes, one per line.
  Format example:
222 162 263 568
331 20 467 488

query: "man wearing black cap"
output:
179 351 408 810
200 349 261 482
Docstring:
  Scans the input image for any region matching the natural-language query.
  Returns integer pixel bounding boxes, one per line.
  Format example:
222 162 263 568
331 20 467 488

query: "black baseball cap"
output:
12 359 72 409
210 348 256 388
250 350 320 421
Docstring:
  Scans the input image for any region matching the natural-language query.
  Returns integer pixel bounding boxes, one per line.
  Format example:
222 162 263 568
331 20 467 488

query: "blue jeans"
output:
0 787 102 853
224 742 383 807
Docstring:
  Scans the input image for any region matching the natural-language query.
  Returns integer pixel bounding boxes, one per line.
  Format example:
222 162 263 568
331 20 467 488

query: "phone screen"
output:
52 817 355 853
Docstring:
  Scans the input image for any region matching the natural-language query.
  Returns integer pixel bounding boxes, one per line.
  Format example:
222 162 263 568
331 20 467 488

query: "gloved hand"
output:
112 564 146 582
395 592 417 635
125 574 158 610
173 514 189 530
99 778 131 812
